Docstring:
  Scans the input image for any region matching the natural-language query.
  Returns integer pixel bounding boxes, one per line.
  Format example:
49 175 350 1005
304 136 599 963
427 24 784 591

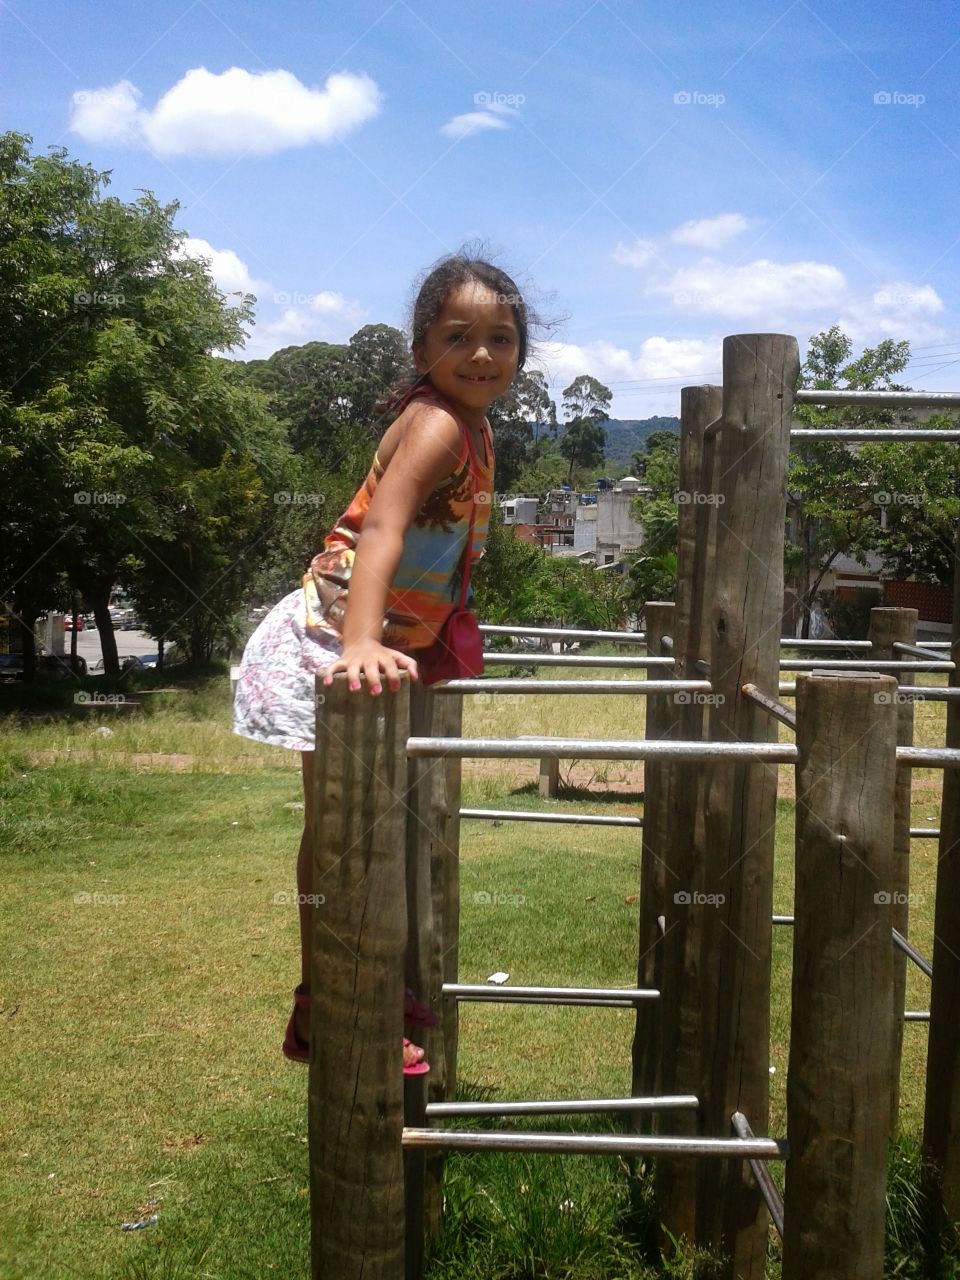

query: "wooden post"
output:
309 674 410 1280
782 672 898 1280
695 335 799 1279
538 754 560 798
632 601 675 1133
654 384 723 1245
867 605 917 1132
923 520 960 1222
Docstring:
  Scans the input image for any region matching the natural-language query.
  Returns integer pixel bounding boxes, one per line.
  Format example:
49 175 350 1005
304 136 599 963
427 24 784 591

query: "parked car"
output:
0 653 23 682
64 615 85 631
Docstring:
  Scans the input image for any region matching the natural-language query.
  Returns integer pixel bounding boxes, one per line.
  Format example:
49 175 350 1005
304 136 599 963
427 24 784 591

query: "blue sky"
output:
4 0 960 416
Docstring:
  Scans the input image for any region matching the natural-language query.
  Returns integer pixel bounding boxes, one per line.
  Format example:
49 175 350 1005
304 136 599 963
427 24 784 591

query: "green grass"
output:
0 664 957 1278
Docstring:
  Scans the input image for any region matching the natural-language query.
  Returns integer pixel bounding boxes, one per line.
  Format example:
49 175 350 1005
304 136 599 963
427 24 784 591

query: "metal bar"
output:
893 929 934 979
794 390 960 409
779 659 953 671
742 682 797 730
905 1011 931 1022
482 653 674 668
431 679 712 695
479 624 647 644
661 635 675 651
780 639 873 649
731 1112 785 1239
460 808 642 827
773 915 795 925
896 747 960 768
780 683 960 701
409 737 798 763
793 429 960 441
442 982 659 1005
911 827 940 838
894 641 950 661
401 1129 790 1159
425 1095 699 1118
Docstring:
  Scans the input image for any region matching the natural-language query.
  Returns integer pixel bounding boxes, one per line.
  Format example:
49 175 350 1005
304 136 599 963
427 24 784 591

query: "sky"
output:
4 0 960 418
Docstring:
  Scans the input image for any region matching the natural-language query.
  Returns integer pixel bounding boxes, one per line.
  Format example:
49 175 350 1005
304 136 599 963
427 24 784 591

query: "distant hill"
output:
602 416 680 471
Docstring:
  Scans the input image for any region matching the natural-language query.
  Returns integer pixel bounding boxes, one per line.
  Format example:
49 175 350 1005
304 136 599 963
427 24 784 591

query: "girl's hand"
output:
321 640 419 695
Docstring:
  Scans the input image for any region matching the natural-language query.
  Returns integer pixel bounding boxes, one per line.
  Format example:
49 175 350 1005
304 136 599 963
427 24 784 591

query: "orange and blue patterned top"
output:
309 387 495 652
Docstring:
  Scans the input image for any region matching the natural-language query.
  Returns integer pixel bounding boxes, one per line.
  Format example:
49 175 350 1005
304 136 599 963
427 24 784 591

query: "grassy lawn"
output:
0 663 955 1278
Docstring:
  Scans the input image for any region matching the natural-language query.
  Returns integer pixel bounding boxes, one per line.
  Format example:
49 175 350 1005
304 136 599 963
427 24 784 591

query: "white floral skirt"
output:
232 588 342 753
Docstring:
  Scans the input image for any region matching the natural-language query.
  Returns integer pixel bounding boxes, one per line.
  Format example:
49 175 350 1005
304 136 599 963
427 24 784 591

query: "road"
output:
61 627 161 667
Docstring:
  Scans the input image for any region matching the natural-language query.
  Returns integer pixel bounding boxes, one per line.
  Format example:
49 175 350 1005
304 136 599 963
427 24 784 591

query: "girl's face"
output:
413 281 520 422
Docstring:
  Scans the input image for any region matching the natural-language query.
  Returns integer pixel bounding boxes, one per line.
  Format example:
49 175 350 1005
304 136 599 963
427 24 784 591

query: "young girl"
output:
233 252 530 1074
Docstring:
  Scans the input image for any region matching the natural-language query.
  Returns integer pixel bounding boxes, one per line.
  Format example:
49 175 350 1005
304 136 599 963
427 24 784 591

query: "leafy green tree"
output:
628 430 680 560
0 132 288 674
559 375 611 483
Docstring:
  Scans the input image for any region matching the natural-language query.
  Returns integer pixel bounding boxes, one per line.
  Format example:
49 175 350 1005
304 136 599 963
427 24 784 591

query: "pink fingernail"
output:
371 684 382 695
349 681 361 691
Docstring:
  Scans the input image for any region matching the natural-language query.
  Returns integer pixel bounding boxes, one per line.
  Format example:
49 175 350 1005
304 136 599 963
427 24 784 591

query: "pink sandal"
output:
282 984 430 1074
404 987 439 1029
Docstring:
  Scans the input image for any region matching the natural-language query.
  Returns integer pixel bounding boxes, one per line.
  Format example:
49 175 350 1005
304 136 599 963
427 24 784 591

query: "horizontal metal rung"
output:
905 1011 931 1022
911 827 940 838
426 1095 699 1118
443 983 658 1005
410 738 797 763
461 808 642 827
402 1129 789 1159
482 653 674 668
433 679 710 695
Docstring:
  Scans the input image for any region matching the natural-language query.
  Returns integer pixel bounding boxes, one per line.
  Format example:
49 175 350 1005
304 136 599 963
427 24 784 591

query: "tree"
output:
559 375 611 483
788 326 911 637
0 133 289 674
629 430 681 560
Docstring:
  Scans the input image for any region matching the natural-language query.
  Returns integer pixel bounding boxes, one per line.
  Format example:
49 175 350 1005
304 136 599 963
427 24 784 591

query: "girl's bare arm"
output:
322 405 464 694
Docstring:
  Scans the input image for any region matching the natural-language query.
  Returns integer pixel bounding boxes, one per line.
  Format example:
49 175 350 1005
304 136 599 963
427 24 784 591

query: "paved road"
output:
58 628 161 667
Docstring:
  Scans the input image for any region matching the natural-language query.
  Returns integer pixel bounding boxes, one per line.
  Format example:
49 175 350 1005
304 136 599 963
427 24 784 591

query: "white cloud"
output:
176 237 268 298
538 336 720 388
612 239 658 269
69 67 382 156
669 213 752 250
839 281 947 344
439 110 511 140
238 291 368 359
651 256 848 320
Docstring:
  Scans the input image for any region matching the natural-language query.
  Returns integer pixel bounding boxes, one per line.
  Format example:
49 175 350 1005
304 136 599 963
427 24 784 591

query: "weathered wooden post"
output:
782 671 898 1280
632 600 675 1129
653 384 723 1243
310 673 410 1280
696 334 799 1278
923 520 960 1223
867 605 917 1131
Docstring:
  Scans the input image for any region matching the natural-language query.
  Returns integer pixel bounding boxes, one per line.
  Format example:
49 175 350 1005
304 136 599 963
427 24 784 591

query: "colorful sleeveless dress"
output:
232 388 494 752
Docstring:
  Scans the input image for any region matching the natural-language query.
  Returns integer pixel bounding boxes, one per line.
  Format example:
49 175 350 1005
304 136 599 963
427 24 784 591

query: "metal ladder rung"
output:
402 1129 789 1159
442 982 659 1006
425 1095 699 1118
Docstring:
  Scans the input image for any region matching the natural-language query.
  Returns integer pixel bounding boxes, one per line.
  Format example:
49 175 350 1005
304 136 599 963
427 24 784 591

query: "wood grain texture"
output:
923 521 960 1222
309 674 409 1280
655 386 722 1244
695 335 799 1279
866 606 917 1133
782 672 898 1280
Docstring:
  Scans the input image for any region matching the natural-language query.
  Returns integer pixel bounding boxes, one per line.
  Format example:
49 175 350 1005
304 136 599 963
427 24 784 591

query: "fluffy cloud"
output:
840 281 946 344
439 110 511 140
537 336 720 388
612 239 658 269
175 237 268 298
69 67 381 156
669 213 752 250
650 257 849 320
238 291 368 359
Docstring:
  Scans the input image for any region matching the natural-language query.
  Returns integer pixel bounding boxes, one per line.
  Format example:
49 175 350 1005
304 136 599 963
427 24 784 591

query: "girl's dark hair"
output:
376 248 538 422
